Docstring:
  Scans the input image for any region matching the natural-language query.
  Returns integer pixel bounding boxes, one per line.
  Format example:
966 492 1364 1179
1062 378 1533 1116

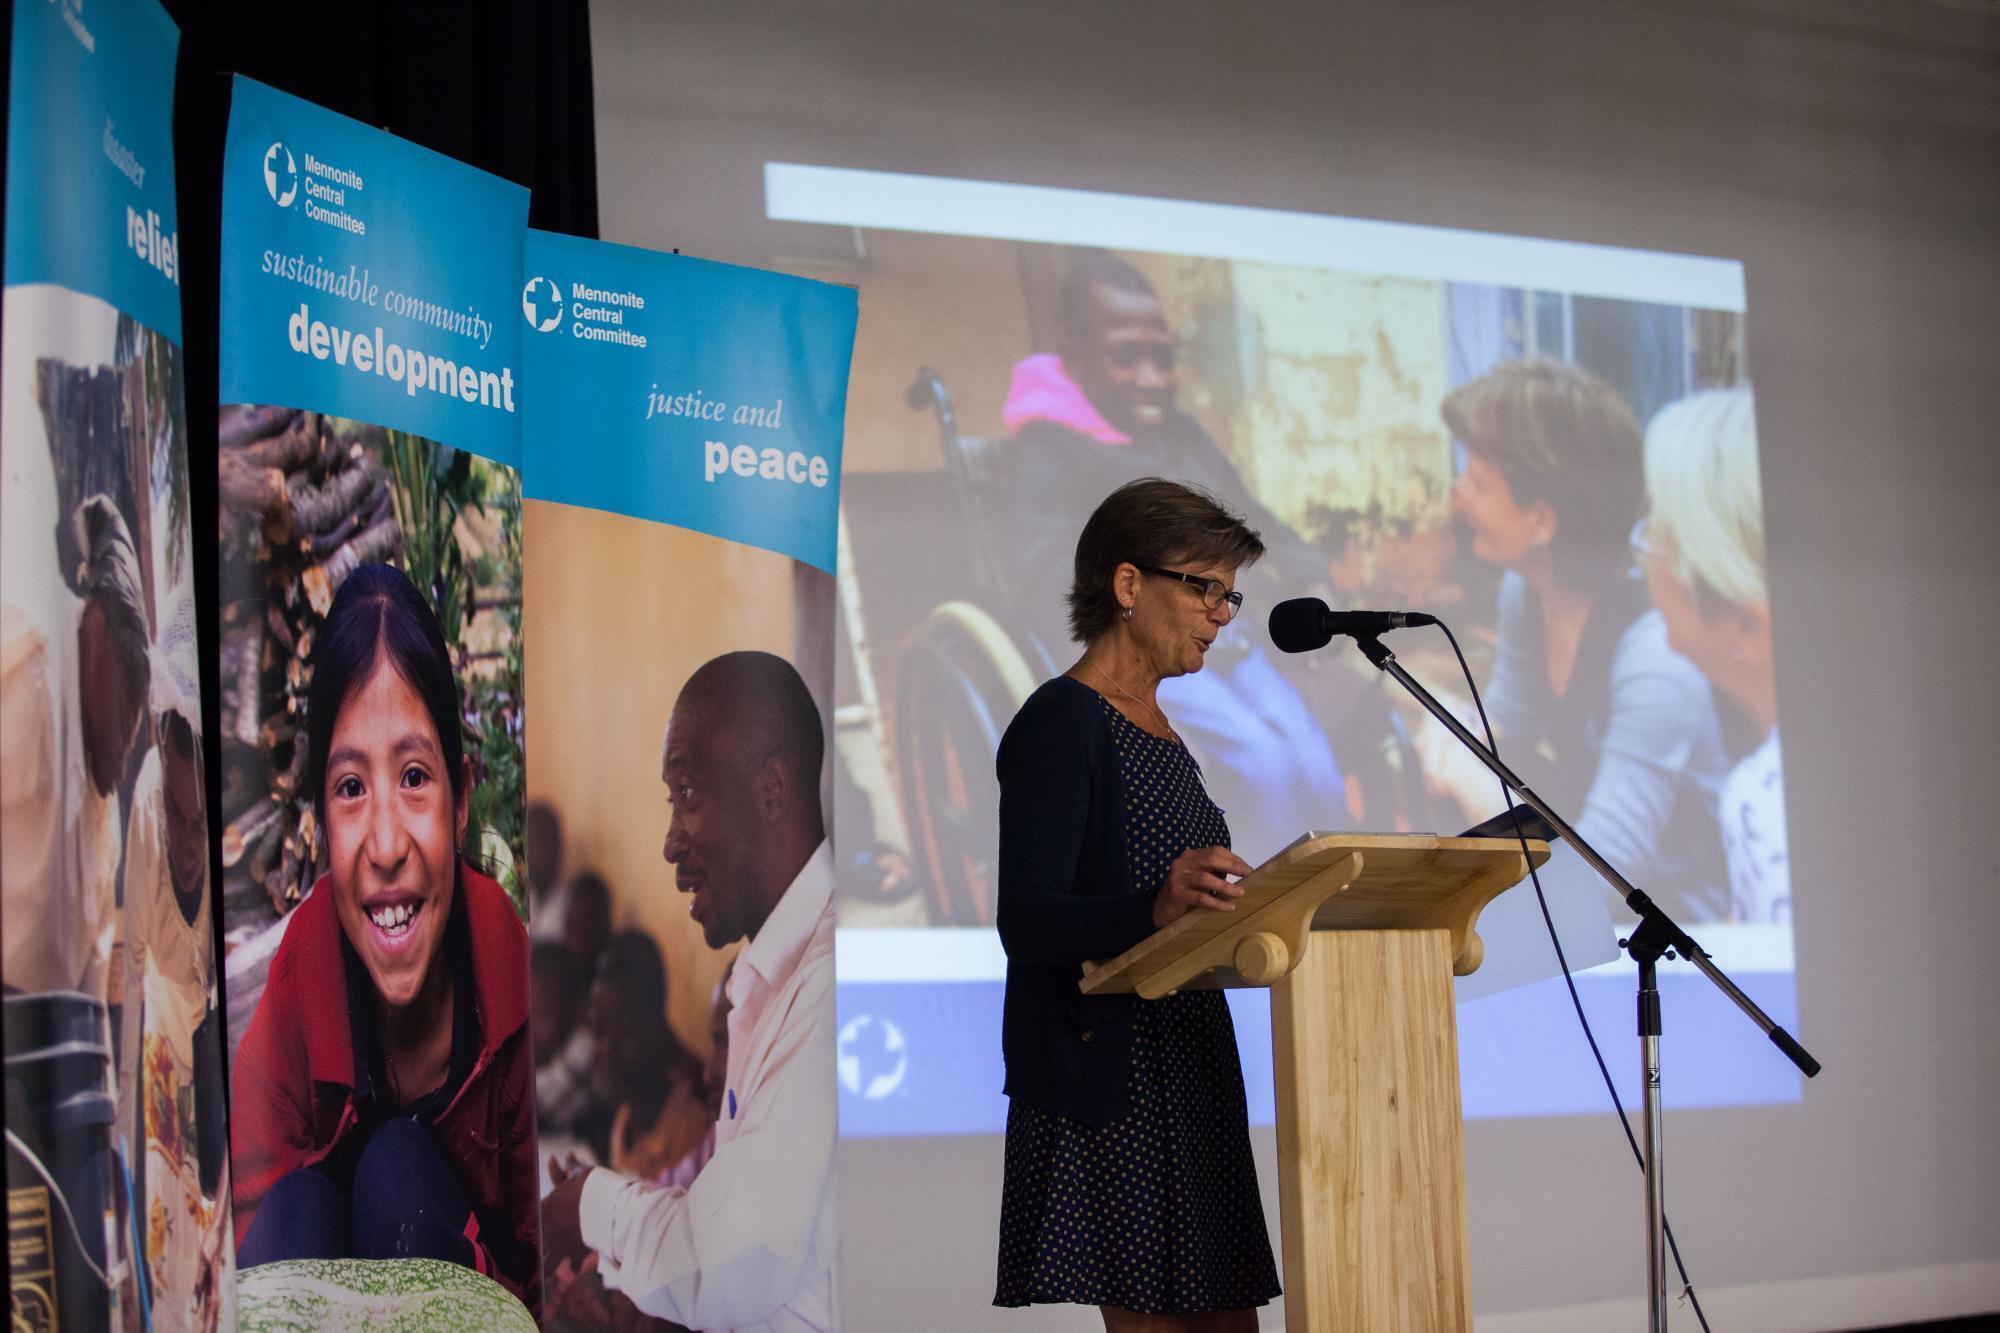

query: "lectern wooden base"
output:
1273 927 1469 1331
1080 834 1547 1333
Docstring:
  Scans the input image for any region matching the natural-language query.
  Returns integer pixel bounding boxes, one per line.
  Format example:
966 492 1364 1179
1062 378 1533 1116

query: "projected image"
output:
832 244 1767 925
778 168 1797 1133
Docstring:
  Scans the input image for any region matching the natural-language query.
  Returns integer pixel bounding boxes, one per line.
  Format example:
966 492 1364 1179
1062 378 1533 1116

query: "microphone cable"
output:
1430 616 1712 1331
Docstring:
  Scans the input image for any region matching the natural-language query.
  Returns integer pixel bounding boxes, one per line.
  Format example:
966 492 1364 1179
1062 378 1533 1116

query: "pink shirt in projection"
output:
1001 353 1130 444
579 844 839 1332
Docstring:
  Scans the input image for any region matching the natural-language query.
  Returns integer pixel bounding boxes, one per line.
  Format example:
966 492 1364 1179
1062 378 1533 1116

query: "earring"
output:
1122 605 1132 622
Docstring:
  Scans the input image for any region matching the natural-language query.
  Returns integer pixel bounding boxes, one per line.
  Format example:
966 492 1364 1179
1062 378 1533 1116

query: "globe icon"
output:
837 1015 908 1101
522 276 563 333
263 142 297 207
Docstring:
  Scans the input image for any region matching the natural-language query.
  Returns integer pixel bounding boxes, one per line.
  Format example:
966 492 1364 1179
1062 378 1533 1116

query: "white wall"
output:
588 1 2000 1326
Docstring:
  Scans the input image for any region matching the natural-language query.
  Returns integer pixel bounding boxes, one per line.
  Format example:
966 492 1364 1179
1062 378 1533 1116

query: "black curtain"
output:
160 0 600 1113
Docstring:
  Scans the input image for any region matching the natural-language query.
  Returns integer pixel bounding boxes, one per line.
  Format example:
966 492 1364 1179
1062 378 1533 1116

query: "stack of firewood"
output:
216 405 402 941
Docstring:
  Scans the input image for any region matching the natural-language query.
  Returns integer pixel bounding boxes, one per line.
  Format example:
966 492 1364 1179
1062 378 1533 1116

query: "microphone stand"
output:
1348 634 1820 1333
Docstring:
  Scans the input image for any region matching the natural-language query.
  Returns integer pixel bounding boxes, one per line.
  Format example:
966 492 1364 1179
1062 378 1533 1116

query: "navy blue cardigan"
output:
995 676 1163 1125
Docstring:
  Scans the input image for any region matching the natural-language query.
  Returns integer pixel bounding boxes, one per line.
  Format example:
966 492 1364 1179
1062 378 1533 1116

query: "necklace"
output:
1081 658 1176 741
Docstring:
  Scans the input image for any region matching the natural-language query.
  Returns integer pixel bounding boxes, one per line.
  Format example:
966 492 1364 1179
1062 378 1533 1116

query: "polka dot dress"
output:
994 694 1281 1314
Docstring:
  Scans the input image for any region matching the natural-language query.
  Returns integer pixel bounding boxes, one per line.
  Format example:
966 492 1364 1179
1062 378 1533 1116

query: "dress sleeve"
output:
993 701 1157 965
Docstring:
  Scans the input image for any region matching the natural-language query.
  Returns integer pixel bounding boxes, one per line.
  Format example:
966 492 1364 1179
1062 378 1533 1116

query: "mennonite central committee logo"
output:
263 142 298 207
522 276 563 333
837 1015 908 1101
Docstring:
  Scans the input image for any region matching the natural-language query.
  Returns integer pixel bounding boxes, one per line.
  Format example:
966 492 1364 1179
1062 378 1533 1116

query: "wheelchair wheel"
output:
895 601 1038 926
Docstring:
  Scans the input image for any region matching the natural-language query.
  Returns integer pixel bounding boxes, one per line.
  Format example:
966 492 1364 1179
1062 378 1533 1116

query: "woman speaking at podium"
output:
992 478 1281 1331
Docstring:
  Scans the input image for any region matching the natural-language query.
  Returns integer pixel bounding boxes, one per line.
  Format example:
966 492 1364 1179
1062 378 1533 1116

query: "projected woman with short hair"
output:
992 478 1280 1332
230 564 540 1311
1430 358 1732 919
1636 386 1788 922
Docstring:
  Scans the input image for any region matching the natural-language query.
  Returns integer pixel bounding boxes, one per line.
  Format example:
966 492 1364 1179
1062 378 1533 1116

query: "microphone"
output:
1268 597 1437 652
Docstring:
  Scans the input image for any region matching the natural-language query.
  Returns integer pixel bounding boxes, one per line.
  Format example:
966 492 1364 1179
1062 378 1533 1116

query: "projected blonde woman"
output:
1636 386 1788 923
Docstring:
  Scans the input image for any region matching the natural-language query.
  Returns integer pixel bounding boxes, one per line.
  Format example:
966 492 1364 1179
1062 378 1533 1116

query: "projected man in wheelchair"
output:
1004 250 1348 851
877 248 1429 927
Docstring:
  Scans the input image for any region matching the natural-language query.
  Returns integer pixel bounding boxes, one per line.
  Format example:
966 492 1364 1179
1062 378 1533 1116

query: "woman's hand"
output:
1153 845 1254 928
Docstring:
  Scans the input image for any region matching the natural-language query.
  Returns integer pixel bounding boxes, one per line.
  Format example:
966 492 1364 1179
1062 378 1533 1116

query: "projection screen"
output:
772 164 1800 1140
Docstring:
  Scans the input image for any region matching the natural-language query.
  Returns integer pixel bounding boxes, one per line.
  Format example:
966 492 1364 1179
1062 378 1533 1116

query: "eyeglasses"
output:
1134 565 1243 621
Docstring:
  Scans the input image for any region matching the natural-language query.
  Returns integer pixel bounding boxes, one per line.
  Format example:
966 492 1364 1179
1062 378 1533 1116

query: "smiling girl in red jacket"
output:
230 564 539 1313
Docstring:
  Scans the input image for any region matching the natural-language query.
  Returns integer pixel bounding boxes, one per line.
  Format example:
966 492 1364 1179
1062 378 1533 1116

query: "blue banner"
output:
521 230 857 573
6 3 238 1326
4 0 182 339
219 78 528 465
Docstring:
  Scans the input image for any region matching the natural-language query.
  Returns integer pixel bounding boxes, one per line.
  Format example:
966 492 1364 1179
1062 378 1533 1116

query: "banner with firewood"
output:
520 230 856 1330
215 79 544 1322
2 1 234 1329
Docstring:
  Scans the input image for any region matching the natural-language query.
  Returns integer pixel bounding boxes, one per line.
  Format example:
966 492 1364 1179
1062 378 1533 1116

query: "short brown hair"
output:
1067 478 1265 643
1441 358 1643 570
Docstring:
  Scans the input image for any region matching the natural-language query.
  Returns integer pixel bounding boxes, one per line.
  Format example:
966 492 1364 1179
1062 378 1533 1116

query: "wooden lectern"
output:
1080 833 1549 1332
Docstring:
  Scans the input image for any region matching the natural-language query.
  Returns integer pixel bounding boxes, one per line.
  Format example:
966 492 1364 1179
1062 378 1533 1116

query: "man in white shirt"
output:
543 651 839 1332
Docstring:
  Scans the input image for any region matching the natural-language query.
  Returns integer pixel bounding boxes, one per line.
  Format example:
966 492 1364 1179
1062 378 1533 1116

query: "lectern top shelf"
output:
1079 832 1549 1001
